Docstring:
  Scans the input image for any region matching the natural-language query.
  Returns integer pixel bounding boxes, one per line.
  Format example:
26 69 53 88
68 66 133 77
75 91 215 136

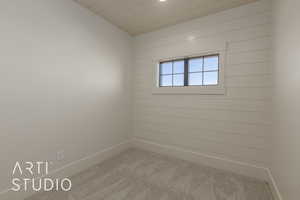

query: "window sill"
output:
152 86 226 95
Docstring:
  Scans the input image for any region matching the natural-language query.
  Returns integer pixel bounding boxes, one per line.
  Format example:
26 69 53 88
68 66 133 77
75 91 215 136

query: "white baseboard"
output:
0 138 282 200
132 138 269 180
0 140 132 200
266 169 283 200
133 138 283 200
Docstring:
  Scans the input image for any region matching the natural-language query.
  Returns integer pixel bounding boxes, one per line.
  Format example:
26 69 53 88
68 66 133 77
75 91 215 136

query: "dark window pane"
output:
188 58 203 72
160 75 172 86
173 60 184 74
160 62 172 74
173 74 184 86
203 71 218 85
204 56 218 71
189 73 203 85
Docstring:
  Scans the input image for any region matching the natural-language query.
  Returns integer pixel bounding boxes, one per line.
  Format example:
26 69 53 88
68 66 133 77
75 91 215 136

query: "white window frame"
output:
152 50 226 95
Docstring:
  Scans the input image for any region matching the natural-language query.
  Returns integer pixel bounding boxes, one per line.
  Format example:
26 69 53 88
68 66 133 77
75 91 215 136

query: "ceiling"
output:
74 0 258 36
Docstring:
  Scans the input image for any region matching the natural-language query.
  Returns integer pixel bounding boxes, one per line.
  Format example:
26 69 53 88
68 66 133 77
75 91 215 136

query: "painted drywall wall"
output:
133 0 272 168
0 0 132 195
271 0 300 199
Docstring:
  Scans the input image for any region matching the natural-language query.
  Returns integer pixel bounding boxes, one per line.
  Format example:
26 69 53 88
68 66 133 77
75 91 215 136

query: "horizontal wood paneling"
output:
133 0 272 167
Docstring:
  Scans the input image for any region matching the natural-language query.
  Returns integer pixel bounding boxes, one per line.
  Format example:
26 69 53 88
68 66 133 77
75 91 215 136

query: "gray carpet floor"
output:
26 148 273 200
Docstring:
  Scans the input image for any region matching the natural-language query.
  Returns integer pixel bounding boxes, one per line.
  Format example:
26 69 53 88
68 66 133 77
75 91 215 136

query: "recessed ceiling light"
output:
187 36 196 41
159 0 167 2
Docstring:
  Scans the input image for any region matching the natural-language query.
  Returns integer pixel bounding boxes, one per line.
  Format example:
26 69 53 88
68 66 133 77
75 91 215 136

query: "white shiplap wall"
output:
133 0 272 167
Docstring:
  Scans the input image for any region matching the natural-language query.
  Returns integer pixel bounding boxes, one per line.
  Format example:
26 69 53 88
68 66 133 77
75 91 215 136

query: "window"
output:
153 52 225 95
159 54 219 87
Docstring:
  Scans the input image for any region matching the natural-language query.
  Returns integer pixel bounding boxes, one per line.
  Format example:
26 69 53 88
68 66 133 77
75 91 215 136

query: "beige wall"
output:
133 0 272 167
0 0 132 193
272 0 300 199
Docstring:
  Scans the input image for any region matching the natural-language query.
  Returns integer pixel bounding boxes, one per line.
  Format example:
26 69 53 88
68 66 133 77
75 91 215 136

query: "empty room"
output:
0 0 298 199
